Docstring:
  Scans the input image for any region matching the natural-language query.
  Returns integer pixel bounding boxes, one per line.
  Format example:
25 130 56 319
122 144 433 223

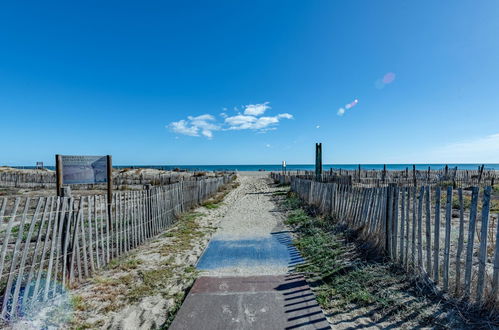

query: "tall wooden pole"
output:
107 155 113 228
315 143 322 182
55 154 62 196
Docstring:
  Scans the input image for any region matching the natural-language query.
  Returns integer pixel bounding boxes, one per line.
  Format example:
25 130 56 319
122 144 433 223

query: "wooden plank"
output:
0 198 20 287
464 187 479 297
417 187 424 270
10 197 43 317
392 187 399 261
433 187 441 283
476 186 491 303
104 195 111 263
411 186 416 268
116 193 122 256
443 186 452 291
33 196 56 302
23 197 51 307
1 197 31 318
405 187 411 268
79 199 89 278
91 196 100 270
45 197 62 300
399 187 406 263
454 188 465 296
86 196 95 272
425 187 432 275
491 211 499 303
62 198 74 288
69 204 83 283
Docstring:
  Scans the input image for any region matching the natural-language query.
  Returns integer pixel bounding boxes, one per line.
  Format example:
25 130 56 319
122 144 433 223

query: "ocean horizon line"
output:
7 163 499 171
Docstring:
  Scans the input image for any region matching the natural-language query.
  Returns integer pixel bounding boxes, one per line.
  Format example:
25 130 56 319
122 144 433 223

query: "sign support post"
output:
107 155 113 228
56 154 63 196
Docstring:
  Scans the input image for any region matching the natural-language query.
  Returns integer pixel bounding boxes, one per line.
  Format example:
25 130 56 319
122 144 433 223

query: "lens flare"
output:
382 72 396 84
5 274 73 327
375 72 396 89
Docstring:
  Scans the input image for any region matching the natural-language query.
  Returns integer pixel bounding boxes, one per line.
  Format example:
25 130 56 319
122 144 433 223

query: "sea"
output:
12 164 499 171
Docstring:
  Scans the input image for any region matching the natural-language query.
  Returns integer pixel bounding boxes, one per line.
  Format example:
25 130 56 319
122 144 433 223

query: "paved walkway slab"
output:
197 232 304 272
170 275 330 330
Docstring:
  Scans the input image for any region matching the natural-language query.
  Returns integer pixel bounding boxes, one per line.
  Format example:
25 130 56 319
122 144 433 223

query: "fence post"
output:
56 154 63 196
315 143 322 182
385 184 395 256
478 164 484 185
413 165 417 187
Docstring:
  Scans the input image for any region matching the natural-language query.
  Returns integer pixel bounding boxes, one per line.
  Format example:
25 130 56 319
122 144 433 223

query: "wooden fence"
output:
272 173 499 309
0 175 233 321
277 166 498 188
0 170 222 190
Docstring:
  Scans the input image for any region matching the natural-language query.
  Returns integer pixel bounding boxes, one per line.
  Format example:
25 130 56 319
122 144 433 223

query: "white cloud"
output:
337 108 345 116
225 113 293 131
169 120 199 136
277 113 293 119
243 102 270 116
168 102 293 138
266 144 271 148
169 114 220 139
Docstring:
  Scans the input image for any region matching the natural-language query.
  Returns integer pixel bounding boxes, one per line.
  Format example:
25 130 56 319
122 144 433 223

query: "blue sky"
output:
1 1 499 165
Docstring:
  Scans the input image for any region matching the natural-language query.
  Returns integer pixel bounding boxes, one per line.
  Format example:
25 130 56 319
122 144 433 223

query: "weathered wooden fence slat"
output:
476 186 491 303
0 175 233 321
273 173 497 308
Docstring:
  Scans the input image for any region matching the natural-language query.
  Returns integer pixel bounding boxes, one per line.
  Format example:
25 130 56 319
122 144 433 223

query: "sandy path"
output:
198 172 291 276
170 173 331 329
213 172 284 239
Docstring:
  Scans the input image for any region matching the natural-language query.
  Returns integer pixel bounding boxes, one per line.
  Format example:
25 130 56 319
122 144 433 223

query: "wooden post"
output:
478 164 484 184
413 165 417 187
382 164 386 184
385 184 395 256
56 154 63 196
315 143 322 182
107 155 113 228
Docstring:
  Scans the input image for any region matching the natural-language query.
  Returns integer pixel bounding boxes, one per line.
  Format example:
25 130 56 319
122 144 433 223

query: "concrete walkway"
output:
170 173 330 330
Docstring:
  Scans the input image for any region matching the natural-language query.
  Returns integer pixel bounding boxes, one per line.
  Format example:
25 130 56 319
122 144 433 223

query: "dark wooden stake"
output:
56 154 63 196
413 164 417 187
107 155 113 228
315 143 322 182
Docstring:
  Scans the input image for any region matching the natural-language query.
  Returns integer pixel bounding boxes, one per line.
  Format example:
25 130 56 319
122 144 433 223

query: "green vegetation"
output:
160 212 206 255
71 295 89 312
108 256 143 271
282 191 474 328
283 195 397 310
161 292 186 329
9 221 41 241
201 176 239 209
128 268 175 302
201 202 220 209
